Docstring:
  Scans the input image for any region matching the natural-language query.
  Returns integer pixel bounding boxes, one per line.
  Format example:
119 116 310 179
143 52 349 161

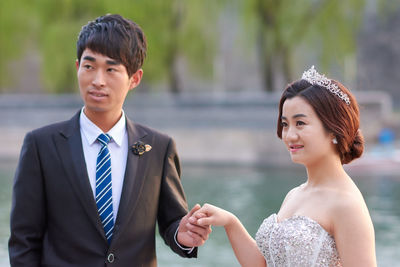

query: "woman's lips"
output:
289 145 304 152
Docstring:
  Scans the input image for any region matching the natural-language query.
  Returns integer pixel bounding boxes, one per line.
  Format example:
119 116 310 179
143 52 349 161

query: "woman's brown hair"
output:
277 79 364 164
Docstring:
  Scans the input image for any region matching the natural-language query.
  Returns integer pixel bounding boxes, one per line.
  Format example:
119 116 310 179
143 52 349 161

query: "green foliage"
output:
242 0 366 91
0 0 220 93
303 0 365 68
0 0 37 90
3 0 393 93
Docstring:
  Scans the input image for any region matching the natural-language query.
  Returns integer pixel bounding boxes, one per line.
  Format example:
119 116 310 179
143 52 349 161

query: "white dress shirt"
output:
80 108 128 222
79 108 193 252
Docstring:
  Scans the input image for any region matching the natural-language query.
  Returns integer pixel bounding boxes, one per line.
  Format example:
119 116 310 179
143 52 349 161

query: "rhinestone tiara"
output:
301 66 350 105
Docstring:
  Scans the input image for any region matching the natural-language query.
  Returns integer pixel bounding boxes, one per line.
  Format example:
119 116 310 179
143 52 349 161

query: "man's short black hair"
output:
77 14 147 77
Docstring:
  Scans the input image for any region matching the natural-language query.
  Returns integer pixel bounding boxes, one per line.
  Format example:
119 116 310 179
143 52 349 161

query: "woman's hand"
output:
177 204 212 247
191 203 235 227
190 203 266 267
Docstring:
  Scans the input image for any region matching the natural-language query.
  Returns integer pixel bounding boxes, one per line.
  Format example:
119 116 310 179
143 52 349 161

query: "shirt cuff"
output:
174 226 195 254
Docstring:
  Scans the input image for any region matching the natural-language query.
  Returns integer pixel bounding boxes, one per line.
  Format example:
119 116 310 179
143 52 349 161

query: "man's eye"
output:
83 65 92 69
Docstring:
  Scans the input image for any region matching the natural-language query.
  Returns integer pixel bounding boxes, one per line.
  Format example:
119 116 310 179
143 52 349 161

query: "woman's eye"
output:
296 121 305 126
281 121 288 127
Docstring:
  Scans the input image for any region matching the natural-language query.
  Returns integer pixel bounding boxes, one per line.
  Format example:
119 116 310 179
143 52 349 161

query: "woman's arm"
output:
332 194 376 267
193 204 266 267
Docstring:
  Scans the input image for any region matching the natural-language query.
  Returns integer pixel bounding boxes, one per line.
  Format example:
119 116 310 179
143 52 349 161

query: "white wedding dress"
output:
255 213 341 267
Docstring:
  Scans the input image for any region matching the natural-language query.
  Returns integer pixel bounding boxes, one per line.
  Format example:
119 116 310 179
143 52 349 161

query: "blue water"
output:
156 165 400 267
1 163 399 266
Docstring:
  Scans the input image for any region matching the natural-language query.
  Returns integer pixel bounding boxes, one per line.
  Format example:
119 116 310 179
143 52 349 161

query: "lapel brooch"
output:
131 141 152 156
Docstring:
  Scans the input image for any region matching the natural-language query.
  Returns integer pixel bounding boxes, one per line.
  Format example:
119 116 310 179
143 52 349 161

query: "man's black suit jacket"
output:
9 111 196 266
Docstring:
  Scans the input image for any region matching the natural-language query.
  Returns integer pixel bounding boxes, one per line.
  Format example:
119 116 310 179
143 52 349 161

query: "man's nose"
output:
92 70 106 87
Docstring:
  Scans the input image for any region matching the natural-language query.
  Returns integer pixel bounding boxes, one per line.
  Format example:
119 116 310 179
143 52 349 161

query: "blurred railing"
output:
0 91 394 166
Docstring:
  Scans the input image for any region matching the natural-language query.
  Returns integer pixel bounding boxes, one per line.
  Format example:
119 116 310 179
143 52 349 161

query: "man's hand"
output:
177 204 212 247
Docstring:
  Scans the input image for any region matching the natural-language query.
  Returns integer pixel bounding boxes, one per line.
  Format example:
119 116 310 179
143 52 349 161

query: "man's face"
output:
76 48 142 119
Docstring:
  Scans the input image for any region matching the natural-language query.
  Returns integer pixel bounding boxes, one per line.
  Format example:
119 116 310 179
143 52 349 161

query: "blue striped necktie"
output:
96 133 114 244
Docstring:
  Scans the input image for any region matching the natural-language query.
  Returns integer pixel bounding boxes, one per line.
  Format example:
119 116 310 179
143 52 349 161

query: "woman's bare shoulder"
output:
327 177 372 231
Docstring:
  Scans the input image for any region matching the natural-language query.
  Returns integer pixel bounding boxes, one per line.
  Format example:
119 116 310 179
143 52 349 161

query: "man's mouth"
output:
89 90 108 98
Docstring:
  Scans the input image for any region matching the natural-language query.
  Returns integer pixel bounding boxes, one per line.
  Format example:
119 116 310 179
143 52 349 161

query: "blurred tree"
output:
0 0 220 93
111 0 221 93
0 0 37 92
243 0 366 92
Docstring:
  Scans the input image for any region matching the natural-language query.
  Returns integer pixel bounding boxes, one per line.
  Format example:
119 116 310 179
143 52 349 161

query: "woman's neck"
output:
304 155 347 187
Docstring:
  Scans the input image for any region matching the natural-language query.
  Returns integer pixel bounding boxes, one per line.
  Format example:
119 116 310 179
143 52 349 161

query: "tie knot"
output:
97 133 111 146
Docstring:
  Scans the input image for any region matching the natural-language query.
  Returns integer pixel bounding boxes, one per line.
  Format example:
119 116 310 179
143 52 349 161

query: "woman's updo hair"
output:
276 79 364 164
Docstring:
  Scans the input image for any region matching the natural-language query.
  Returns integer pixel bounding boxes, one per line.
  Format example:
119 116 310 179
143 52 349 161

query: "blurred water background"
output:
2 0 400 266
1 162 400 266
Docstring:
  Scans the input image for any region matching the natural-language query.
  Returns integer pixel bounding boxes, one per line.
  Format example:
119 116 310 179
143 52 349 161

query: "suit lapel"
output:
54 111 105 240
113 117 149 240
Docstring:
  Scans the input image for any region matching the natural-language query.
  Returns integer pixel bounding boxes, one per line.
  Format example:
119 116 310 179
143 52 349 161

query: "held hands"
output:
191 203 235 227
177 203 234 248
177 204 212 247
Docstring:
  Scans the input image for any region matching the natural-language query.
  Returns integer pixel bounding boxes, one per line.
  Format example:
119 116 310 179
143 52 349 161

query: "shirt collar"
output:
80 108 126 147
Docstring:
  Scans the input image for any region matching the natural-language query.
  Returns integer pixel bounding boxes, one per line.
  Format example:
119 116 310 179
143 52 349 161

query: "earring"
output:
332 138 338 144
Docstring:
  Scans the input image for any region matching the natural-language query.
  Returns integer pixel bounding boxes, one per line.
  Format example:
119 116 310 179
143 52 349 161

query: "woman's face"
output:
280 96 336 167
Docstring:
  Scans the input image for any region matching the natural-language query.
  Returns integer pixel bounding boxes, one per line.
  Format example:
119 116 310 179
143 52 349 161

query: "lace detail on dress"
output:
255 214 341 267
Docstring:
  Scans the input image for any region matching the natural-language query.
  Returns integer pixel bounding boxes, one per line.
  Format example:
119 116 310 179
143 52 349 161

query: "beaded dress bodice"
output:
255 214 341 267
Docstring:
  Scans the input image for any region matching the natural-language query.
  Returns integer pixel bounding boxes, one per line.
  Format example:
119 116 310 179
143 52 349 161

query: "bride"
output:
190 66 376 266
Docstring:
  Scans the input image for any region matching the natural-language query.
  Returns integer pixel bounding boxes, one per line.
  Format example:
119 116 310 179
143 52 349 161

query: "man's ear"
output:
75 59 80 71
129 69 143 90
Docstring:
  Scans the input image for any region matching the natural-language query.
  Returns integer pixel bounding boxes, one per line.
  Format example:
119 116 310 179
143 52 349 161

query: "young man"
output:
9 14 210 266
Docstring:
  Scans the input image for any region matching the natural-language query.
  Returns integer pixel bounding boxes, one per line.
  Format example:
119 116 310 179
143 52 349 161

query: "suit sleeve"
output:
157 137 197 258
9 132 46 266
